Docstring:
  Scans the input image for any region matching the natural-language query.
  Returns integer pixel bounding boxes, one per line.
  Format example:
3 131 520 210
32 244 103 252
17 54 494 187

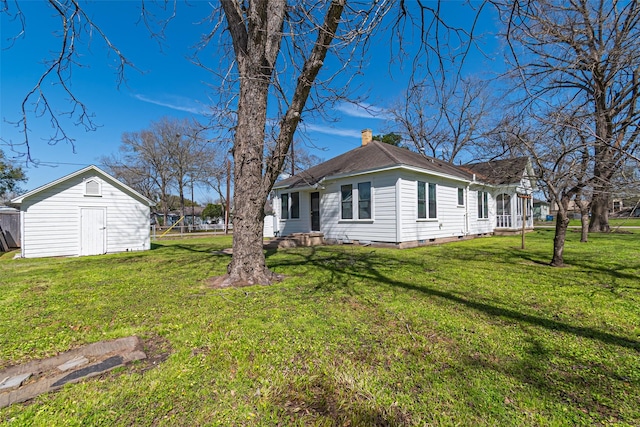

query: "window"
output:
84 179 101 197
428 183 437 218
358 182 371 219
457 188 465 206
290 192 300 219
341 185 353 219
280 192 299 220
281 193 289 220
418 181 437 219
418 182 426 218
496 194 510 216
478 191 489 219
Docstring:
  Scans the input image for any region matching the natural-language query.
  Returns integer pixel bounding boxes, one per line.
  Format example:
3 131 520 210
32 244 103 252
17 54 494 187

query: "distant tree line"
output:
0 150 26 203
100 117 228 226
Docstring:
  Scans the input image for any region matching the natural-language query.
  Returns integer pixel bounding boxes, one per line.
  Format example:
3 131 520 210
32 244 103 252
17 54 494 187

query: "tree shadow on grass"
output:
267 245 639 422
267 246 639 352
463 333 633 421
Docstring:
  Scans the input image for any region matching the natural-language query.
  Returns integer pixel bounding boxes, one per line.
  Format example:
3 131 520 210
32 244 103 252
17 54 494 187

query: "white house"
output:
271 130 535 248
11 165 155 258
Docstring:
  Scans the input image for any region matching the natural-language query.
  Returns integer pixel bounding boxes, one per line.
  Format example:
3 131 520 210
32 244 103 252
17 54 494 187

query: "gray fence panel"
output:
0 212 21 248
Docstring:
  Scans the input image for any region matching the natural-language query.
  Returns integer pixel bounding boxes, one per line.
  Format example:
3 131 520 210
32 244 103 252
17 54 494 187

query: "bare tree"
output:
499 0 640 232
101 120 177 226
497 108 593 266
100 158 158 201
282 140 324 176
102 117 225 226
5 0 484 286
388 76 494 162
1 0 133 162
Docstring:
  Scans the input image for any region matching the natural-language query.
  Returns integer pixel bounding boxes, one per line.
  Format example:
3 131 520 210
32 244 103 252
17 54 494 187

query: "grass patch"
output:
560 218 640 227
1 231 639 426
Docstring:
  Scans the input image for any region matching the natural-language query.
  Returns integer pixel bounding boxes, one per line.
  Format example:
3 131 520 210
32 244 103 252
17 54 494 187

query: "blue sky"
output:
1 1 500 202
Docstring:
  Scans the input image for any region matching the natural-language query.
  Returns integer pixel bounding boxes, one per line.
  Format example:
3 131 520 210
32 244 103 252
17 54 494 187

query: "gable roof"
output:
274 140 474 189
463 157 531 185
11 165 156 206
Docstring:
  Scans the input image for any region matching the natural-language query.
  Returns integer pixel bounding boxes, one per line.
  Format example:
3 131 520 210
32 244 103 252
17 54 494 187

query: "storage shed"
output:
10 165 155 258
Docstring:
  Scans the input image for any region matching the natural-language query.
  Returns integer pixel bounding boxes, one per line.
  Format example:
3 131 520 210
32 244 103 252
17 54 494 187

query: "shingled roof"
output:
274 140 474 189
463 157 530 185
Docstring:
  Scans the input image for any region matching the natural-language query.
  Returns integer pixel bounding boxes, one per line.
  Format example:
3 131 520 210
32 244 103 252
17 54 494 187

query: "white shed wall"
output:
20 171 150 258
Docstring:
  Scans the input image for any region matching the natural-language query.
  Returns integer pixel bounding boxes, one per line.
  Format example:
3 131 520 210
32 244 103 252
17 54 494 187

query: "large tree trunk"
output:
219 0 346 286
226 66 275 285
551 197 571 267
577 199 589 242
589 192 611 233
589 87 613 233
580 210 589 243
220 0 285 286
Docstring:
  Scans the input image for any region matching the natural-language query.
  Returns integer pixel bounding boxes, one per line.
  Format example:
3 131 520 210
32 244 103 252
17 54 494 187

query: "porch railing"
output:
496 214 512 228
497 214 535 229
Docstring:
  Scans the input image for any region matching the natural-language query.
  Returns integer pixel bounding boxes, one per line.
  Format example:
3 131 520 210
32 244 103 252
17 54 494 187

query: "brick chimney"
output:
361 129 372 146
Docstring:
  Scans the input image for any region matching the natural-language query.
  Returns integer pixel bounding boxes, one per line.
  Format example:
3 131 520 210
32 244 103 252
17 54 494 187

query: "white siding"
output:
273 166 527 244
21 171 150 258
321 171 398 243
468 185 495 235
397 171 467 242
263 215 275 238
274 191 312 235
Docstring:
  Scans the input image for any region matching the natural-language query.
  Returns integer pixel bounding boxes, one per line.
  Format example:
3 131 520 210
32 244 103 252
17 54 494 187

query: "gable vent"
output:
85 179 101 196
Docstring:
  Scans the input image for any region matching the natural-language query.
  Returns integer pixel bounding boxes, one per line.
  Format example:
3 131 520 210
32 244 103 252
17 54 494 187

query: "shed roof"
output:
11 165 156 207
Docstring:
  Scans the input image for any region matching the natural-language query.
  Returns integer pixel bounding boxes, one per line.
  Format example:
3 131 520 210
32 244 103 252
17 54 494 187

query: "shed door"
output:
80 208 106 256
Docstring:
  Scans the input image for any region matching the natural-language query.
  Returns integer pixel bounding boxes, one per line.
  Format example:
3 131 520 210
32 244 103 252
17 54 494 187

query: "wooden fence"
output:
0 211 20 250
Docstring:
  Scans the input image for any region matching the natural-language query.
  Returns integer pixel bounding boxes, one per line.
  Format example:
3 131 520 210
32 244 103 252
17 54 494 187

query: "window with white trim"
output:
418 181 437 219
478 191 489 219
341 184 353 219
457 188 465 206
280 193 289 220
290 192 300 219
358 182 371 219
280 192 299 220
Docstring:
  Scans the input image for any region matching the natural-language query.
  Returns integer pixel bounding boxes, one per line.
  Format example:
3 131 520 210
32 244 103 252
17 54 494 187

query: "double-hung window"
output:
418 181 437 219
280 193 289 220
290 192 300 219
457 188 465 206
281 192 299 220
341 182 372 220
478 191 489 219
358 182 371 220
341 185 353 219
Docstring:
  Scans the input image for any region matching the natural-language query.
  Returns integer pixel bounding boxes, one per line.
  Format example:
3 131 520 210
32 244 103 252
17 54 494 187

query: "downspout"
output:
395 176 402 244
20 208 25 258
273 191 280 237
466 174 476 236
465 185 470 236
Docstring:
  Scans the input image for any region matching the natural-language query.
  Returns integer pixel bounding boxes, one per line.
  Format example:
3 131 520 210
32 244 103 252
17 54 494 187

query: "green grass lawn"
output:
536 218 640 227
1 231 639 426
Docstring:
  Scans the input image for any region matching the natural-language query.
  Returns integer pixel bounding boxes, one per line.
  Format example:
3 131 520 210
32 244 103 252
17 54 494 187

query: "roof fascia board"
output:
324 165 472 184
272 184 318 192
11 165 156 206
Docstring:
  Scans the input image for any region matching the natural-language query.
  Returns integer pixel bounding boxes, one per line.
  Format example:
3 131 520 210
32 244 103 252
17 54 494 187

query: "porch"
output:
496 214 534 230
